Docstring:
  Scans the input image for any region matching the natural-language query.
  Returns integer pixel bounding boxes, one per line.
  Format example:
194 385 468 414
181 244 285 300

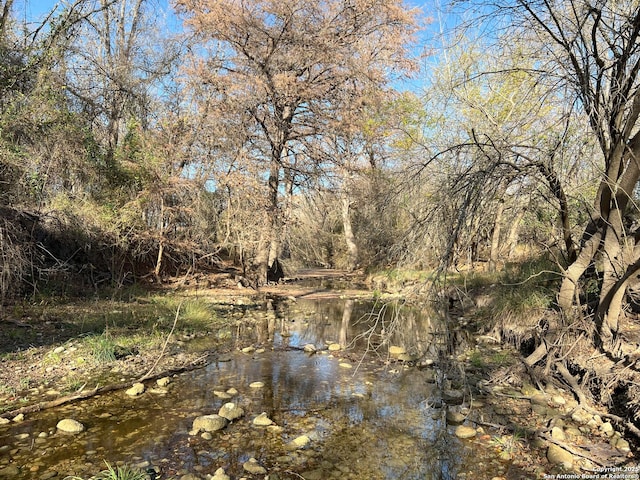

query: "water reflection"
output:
0 296 495 480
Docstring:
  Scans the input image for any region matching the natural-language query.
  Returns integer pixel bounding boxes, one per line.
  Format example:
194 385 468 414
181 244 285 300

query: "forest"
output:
1 0 640 476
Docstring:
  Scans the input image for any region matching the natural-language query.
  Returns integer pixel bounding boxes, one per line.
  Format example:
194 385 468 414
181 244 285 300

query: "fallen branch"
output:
0 353 211 420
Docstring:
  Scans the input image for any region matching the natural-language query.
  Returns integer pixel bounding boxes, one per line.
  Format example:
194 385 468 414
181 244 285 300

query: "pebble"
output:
249 381 264 388
12 414 24 423
328 343 341 351
339 363 352 369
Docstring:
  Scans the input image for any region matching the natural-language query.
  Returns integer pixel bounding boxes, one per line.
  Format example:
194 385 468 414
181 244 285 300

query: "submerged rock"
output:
287 434 311 450
56 418 85 433
243 457 267 475
250 381 265 388
328 343 341 351
218 402 244 421
190 414 228 434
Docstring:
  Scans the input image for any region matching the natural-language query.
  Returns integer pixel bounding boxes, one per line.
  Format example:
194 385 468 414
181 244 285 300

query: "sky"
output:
15 0 465 95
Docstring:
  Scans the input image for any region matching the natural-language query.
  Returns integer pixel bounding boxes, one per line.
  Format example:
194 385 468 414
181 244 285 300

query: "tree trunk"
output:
342 195 358 271
505 206 526 258
488 199 504 272
253 159 281 286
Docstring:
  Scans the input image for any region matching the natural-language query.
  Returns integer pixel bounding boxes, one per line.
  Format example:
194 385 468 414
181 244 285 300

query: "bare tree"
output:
176 0 419 284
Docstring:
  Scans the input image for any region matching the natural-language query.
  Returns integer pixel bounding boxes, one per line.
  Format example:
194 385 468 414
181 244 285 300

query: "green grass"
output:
65 461 151 480
86 334 117 363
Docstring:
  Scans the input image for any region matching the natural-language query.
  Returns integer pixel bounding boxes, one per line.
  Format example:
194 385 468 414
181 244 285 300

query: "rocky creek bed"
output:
0 276 638 479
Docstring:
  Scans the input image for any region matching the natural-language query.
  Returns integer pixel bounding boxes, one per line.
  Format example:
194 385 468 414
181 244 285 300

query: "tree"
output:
503 1 640 371
176 0 419 284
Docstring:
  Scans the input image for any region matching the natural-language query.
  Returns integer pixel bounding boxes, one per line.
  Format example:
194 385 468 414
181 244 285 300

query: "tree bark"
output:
489 199 504 272
342 195 358 272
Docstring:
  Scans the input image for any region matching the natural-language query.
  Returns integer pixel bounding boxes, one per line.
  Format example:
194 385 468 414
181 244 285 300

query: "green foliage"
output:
64 461 150 480
86 334 117 363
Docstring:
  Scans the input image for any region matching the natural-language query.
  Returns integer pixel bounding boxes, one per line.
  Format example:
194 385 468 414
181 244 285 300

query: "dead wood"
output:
0 353 212 420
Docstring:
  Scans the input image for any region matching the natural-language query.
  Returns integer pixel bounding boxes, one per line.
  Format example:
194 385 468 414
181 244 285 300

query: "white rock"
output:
218 402 244 421
125 383 145 396
287 434 310 450
454 425 476 439
211 467 230 480
389 345 406 355
249 381 264 388
156 377 171 387
56 418 85 433
253 412 274 426
191 414 228 434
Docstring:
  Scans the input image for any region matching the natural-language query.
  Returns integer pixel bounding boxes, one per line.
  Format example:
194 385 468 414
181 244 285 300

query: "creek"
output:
0 294 512 480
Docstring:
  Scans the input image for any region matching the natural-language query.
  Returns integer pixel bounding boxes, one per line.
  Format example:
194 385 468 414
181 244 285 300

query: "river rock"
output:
339 362 352 369
328 343 341 351
156 377 171 387
211 468 230 480
190 414 228 434
214 390 232 399
243 458 267 475
600 421 614 437
0 466 19 476
443 389 464 405
287 434 311 450
303 344 317 353
547 444 574 468
12 414 24 423
250 381 264 388
446 410 465 425
389 346 406 355
125 382 145 396
616 437 631 453
454 425 477 439
253 412 274 426
218 402 244 421
226 387 238 396
56 418 85 433
551 426 566 441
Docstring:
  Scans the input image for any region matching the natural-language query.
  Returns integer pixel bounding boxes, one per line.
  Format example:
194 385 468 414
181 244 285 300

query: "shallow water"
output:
0 297 507 480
